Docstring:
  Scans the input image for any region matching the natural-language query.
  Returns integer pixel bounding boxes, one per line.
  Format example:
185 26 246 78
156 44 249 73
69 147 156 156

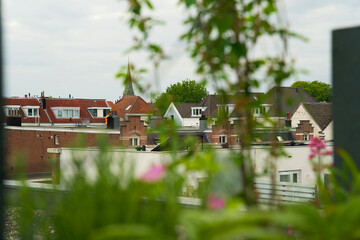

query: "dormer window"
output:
88 107 111 118
4 105 20 116
217 104 235 117
253 104 270 116
52 107 80 119
22 106 40 117
218 105 229 116
191 107 202 117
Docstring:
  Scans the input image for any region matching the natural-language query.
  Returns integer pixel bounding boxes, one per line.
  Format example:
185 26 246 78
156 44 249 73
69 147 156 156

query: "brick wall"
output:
211 120 234 145
119 116 147 146
293 120 314 141
5 127 121 177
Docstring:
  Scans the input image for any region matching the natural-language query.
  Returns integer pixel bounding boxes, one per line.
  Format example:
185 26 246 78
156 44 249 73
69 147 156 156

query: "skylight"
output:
126 105 132 110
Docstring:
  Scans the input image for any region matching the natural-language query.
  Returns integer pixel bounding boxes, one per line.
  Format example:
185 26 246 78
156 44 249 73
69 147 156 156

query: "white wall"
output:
164 106 182 126
183 118 199 127
323 121 333 141
291 104 322 139
58 144 333 187
251 145 332 184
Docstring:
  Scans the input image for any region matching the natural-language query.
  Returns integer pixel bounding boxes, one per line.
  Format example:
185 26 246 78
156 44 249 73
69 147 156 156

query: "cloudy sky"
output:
3 0 360 101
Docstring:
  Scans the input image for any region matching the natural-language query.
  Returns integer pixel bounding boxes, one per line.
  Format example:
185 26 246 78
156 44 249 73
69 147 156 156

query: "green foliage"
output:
165 79 208 103
152 92 174 116
9 1 355 240
153 79 208 115
291 80 332 102
115 63 148 95
9 135 360 240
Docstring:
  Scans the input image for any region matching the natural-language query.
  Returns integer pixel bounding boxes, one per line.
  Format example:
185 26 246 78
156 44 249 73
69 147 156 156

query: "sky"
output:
3 0 360 101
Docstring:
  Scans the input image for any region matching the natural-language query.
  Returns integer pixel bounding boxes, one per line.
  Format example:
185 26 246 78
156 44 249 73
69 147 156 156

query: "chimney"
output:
285 112 291 127
199 115 208 131
41 91 45 98
69 94 71 98
25 94 27 98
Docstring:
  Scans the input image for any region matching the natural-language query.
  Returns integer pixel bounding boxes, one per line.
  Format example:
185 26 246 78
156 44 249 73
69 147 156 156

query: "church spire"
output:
123 61 135 97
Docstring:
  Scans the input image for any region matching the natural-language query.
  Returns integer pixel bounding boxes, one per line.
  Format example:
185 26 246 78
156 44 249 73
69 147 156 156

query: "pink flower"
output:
326 149 333 155
207 193 225 210
308 137 333 160
309 137 326 150
140 164 167 183
309 152 316 159
287 225 294 236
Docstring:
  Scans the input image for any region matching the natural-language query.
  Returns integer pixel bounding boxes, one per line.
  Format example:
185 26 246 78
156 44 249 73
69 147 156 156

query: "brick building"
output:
5 126 121 178
291 102 333 141
3 92 111 127
3 63 155 177
119 116 148 146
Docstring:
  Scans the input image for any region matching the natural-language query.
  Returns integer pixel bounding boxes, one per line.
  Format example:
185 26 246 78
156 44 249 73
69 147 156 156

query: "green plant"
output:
291 80 332 102
10 1 360 240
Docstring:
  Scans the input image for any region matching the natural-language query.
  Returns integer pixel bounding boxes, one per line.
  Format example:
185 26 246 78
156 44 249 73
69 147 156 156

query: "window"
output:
4 106 20 116
260 106 266 114
54 135 60 145
191 107 202 117
53 108 80 118
103 109 110 116
303 134 310 141
21 106 40 117
219 135 227 144
89 109 97 117
279 170 301 183
218 106 228 116
130 138 139 146
88 108 111 118
253 105 269 116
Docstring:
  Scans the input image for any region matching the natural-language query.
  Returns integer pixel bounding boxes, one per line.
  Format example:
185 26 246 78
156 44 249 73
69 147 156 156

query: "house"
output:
5 125 122 178
110 63 153 123
110 96 152 122
291 102 333 141
118 116 148 147
3 92 111 127
163 93 263 128
202 87 318 145
252 86 318 128
107 62 152 146
163 94 217 128
52 143 332 187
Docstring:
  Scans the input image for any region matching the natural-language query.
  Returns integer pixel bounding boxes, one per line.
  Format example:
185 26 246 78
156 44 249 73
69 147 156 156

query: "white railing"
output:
254 180 316 204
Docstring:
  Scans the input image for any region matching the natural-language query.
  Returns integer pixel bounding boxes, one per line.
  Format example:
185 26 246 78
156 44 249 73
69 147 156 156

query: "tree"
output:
124 0 300 205
153 79 208 115
291 80 332 102
165 79 208 103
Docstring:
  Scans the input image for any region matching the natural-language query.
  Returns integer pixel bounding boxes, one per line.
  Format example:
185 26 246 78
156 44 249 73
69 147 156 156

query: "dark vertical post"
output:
333 26 360 183
0 0 4 237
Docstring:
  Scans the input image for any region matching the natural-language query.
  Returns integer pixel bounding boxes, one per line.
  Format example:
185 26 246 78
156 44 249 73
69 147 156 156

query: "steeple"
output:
123 61 135 97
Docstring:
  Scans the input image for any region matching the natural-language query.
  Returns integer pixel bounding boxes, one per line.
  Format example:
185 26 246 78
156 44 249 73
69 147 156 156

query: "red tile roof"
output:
3 97 110 125
107 101 122 118
46 98 109 124
4 98 51 124
114 96 152 119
